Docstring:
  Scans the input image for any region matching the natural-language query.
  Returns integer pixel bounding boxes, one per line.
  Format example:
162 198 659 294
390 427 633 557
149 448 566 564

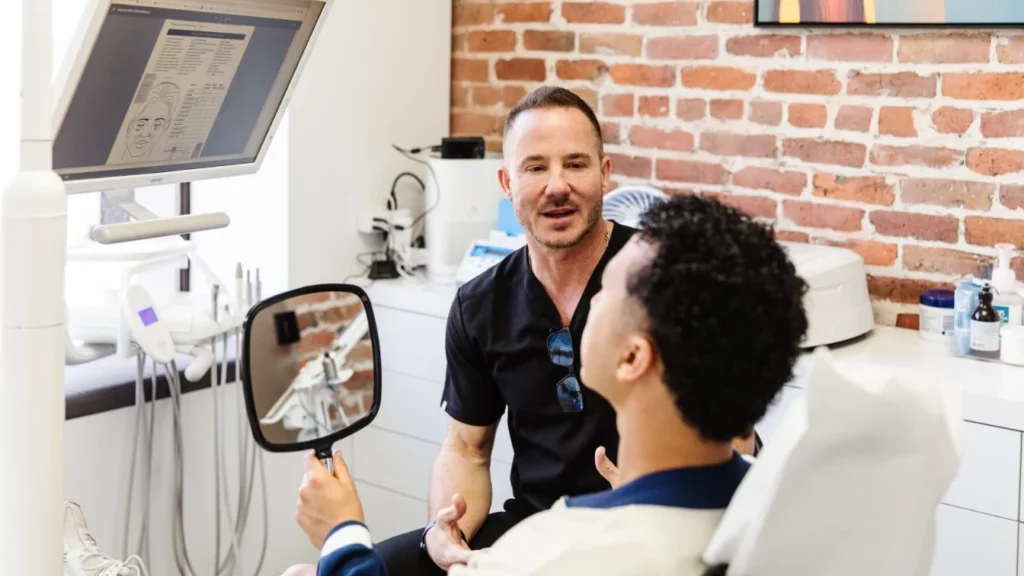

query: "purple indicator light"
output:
138 307 158 327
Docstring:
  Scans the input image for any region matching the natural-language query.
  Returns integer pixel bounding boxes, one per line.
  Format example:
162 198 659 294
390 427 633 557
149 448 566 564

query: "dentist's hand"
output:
296 449 365 549
595 446 621 489
424 494 473 570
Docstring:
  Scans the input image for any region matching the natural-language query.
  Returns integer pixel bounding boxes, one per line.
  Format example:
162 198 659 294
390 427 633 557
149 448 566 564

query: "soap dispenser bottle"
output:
971 284 1002 360
992 243 1024 326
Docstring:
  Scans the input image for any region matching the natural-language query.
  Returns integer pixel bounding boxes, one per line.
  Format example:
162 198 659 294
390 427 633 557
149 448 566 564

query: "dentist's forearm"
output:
428 447 492 539
427 421 498 540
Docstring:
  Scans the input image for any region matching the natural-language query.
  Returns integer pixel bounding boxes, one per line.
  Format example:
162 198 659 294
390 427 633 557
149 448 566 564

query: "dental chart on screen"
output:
52 0 324 184
107 20 255 165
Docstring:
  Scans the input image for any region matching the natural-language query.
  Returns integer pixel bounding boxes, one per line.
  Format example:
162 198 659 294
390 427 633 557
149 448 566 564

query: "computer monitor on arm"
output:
54 0 332 196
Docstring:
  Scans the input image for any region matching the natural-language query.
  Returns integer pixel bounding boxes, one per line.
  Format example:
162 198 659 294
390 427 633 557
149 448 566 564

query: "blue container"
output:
497 199 523 236
953 278 982 357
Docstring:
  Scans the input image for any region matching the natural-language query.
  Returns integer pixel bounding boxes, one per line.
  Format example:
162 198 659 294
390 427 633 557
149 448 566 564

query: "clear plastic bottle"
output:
992 243 1024 326
953 277 982 357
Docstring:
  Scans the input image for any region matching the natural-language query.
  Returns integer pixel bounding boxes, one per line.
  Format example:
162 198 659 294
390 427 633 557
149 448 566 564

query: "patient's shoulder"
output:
465 506 722 576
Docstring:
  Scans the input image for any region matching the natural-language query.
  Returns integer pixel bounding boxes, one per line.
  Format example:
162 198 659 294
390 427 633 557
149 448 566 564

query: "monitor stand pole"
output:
1 0 65 574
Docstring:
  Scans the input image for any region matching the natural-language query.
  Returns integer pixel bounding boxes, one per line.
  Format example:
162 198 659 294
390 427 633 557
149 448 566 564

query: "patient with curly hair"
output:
295 193 809 576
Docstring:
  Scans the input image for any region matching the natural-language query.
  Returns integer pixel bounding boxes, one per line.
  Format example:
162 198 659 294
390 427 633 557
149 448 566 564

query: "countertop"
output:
802 325 1024 432
367 278 1024 431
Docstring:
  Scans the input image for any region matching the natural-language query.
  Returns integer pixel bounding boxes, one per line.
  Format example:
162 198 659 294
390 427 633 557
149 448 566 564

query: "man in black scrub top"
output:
370 86 635 575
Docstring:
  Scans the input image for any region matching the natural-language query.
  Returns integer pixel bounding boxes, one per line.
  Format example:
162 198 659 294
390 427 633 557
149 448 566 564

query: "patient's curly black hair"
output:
629 194 809 443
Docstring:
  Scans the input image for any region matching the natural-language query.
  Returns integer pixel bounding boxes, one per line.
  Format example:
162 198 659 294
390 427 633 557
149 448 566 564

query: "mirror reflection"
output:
247 290 376 446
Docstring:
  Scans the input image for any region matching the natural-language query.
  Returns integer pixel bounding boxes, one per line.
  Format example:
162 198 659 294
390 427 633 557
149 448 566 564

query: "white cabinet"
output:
353 427 439 501
373 306 447 382
490 458 515 514
358 481 428 542
931 504 1018 576
1018 525 1024 576
942 423 1021 521
373 370 447 444
364 280 1024 574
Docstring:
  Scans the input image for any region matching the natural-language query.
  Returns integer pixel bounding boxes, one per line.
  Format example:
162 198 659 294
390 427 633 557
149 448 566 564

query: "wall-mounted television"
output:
755 0 1024 26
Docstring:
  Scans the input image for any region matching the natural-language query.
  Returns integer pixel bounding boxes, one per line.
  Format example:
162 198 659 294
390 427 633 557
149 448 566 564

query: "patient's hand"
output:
594 446 621 489
297 449 365 549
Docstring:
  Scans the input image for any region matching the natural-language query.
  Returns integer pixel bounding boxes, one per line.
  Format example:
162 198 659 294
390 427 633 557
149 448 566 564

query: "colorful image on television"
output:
756 0 1024 25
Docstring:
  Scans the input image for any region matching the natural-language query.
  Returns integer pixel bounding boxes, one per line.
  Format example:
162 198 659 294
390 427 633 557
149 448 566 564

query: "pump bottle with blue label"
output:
991 243 1023 326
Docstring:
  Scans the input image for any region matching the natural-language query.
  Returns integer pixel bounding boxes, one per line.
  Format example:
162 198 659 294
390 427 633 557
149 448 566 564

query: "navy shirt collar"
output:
565 452 750 510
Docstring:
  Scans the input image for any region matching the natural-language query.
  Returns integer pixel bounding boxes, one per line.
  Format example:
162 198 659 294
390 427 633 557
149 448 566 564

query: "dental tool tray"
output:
67 238 238 354
779 241 875 348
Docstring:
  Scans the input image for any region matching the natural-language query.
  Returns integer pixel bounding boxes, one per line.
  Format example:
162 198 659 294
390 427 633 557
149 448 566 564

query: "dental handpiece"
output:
212 284 220 323
246 271 253 308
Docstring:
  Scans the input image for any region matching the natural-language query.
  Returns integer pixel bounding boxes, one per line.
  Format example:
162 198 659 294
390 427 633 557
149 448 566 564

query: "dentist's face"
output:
499 107 611 250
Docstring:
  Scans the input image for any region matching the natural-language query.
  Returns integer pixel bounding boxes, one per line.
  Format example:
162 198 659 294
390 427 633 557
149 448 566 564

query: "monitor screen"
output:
53 0 324 185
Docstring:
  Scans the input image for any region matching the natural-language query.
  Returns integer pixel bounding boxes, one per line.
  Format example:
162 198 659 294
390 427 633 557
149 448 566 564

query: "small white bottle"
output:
992 243 1024 326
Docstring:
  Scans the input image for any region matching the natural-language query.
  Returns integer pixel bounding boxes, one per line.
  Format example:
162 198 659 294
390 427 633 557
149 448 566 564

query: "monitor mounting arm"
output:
91 189 230 245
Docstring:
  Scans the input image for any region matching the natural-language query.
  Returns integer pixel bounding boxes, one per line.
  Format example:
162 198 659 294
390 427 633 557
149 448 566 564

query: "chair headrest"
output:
703 347 963 576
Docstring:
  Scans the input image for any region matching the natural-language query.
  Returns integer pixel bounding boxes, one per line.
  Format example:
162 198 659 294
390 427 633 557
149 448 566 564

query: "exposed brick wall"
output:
450 1 1024 326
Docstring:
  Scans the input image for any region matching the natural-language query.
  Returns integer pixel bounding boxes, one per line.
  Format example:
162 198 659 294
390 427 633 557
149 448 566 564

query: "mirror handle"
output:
315 445 334 475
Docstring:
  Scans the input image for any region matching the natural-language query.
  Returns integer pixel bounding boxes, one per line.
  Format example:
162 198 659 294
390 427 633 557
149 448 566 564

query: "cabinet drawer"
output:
490 458 515 514
373 307 447 383
357 481 427 542
931 504 1017 576
1019 525 1024 576
493 412 514 465
352 427 440 501
374 370 447 444
942 422 1020 520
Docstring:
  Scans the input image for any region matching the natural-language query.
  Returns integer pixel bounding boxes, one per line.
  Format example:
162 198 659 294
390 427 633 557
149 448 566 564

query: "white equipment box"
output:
781 241 875 348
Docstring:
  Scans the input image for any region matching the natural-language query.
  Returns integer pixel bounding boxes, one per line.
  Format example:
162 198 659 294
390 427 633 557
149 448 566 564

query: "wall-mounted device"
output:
424 155 506 282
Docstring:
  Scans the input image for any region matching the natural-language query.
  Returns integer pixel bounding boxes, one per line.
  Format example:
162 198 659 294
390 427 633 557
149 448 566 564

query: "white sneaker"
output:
63 501 149 576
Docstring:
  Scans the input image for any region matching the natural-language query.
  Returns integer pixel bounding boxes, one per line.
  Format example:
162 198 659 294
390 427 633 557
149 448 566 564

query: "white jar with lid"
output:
919 289 955 343
1001 325 1024 366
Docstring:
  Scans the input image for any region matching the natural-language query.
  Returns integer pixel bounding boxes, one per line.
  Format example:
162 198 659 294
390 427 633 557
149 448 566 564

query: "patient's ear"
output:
615 333 654 384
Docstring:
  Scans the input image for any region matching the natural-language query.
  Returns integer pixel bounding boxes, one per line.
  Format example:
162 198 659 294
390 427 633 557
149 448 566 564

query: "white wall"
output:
287 0 452 287
46 1 453 575
189 112 291 300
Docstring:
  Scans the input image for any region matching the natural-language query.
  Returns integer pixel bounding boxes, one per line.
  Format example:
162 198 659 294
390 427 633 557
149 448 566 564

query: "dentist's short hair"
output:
503 86 603 156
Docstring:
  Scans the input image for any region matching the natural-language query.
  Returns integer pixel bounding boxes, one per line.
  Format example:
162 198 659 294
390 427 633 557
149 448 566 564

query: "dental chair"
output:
698 347 963 576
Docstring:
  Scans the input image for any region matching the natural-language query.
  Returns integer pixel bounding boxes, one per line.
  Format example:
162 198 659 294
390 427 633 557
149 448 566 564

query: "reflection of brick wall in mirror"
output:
247 291 375 445
248 298 302 445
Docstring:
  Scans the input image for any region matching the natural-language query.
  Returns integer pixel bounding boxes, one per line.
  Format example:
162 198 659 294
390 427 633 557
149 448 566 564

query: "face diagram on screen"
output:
53 1 325 184
106 19 255 166
124 82 180 160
